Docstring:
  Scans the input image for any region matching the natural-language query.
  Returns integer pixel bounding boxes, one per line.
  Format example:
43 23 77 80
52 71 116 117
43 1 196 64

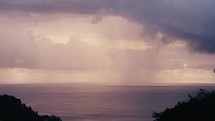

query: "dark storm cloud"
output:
0 0 111 14
1 0 215 53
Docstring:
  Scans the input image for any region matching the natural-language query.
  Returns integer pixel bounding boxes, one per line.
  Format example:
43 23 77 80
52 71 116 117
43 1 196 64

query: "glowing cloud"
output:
1 0 215 84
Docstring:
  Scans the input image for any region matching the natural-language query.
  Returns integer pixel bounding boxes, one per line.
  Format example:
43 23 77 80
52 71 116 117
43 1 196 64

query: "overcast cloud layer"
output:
1 0 215 53
1 0 215 84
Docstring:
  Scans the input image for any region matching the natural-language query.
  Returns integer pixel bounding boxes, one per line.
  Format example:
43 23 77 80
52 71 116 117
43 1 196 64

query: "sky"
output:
0 0 215 85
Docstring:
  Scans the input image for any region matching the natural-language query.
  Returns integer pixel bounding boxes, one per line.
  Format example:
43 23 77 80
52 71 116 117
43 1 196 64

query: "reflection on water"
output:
0 84 214 121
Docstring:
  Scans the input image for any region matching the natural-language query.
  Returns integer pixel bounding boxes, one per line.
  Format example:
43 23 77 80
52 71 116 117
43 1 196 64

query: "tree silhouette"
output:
152 89 215 121
0 94 62 121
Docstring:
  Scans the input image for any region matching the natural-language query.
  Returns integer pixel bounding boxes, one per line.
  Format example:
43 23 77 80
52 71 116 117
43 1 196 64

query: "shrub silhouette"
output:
0 94 62 121
152 89 215 121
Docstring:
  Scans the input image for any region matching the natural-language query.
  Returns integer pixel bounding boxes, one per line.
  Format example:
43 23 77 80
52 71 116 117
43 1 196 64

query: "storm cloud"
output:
1 0 215 84
0 0 215 53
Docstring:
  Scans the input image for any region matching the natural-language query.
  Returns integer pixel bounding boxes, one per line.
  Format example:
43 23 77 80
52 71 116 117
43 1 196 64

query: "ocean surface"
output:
0 84 215 121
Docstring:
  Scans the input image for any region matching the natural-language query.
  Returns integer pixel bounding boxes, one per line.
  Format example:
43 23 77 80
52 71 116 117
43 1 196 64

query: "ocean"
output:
0 84 214 121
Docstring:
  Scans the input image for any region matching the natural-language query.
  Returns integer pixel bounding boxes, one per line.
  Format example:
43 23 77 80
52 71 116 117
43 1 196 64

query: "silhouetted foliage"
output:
0 94 62 121
152 89 215 121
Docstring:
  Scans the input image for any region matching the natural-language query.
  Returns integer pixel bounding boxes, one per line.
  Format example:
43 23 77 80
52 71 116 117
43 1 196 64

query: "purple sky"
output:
0 0 215 85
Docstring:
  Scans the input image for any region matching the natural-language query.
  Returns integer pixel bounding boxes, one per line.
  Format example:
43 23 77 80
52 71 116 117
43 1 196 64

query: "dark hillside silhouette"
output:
0 94 62 121
152 89 215 121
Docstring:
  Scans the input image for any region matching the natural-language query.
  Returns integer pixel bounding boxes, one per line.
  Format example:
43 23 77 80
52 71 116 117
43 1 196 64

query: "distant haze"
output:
0 0 215 85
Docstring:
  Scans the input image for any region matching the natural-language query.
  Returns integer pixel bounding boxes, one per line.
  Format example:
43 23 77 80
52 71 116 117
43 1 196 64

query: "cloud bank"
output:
1 0 215 84
1 0 215 53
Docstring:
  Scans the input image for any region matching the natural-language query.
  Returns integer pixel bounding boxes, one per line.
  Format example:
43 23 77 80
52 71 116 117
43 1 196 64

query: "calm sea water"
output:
0 84 215 121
